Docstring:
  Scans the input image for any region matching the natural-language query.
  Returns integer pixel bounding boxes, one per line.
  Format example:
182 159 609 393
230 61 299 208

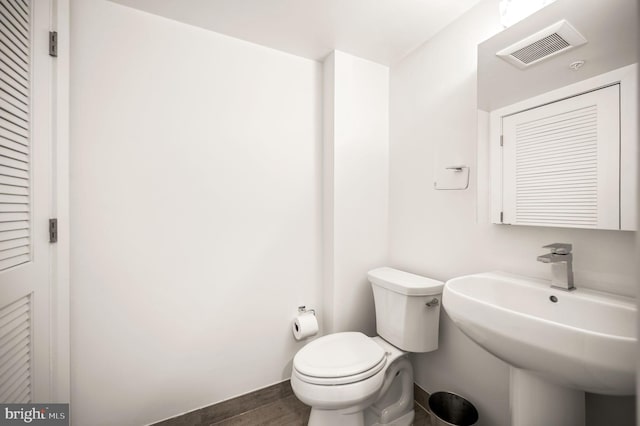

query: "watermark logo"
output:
0 404 68 426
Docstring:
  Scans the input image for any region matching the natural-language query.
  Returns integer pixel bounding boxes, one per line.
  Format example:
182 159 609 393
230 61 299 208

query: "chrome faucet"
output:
537 243 575 291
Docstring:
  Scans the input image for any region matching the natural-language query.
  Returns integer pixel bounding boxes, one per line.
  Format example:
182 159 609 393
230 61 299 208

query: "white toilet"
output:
291 267 444 426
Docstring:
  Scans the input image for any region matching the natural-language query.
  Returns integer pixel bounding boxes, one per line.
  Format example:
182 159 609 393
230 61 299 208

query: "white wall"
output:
388 0 637 425
323 51 389 335
70 1 322 425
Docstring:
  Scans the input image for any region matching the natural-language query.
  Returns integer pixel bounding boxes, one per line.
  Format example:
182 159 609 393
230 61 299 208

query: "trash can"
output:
428 391 479 426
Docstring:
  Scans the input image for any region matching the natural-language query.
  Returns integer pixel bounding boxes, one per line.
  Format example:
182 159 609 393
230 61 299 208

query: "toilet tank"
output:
368 267 444 353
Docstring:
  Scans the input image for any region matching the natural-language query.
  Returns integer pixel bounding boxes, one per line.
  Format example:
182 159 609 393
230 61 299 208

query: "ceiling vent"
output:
496 20 587 69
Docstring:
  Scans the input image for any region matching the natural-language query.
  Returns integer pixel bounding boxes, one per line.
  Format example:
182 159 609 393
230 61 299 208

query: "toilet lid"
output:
293 332 386 379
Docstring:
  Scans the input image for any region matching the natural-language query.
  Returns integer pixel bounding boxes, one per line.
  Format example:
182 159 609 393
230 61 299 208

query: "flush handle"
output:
426 298 439 308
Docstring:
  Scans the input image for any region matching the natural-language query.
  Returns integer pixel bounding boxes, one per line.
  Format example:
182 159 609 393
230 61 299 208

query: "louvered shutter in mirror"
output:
502 84 620 229
0 0 31 270
0 293 31 402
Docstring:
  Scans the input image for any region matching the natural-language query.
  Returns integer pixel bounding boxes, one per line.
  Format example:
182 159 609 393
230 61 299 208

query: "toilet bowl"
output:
292 333 414 426
291 267 444 426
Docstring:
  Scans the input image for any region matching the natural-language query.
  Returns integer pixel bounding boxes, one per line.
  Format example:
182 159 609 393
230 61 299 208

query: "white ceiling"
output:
109 0 484 65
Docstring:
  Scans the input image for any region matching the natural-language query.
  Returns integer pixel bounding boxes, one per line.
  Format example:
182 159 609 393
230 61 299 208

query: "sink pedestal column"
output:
510 368 585 426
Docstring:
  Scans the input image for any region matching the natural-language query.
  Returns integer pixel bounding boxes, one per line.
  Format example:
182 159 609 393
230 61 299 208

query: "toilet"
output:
291 267 444 426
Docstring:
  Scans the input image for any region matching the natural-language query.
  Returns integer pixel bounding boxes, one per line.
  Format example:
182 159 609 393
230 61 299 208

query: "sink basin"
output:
443 272 636 395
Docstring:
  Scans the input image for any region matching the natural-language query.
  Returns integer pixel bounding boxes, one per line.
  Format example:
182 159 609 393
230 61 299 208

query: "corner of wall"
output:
322 51 389 336
322 52 336 334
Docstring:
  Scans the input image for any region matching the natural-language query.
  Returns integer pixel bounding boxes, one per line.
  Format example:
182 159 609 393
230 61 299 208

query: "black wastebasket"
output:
428 391 479 426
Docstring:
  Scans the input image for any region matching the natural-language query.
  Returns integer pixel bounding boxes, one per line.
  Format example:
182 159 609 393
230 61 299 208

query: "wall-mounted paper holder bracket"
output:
434 165 470 190
298 305 316 316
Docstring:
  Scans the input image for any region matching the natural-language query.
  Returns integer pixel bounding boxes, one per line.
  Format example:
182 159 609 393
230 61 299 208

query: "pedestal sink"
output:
442 272 637 426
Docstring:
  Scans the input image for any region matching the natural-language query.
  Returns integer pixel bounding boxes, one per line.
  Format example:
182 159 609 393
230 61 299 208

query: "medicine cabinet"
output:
489 64 637 230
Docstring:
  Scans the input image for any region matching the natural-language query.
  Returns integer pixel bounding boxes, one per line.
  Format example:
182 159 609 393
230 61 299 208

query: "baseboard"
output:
414 383 431 412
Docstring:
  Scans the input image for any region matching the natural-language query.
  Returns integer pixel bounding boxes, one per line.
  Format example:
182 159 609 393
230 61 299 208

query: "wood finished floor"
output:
209 394 309 426
413 401 434 426
153 380 434 425
209 398 432 426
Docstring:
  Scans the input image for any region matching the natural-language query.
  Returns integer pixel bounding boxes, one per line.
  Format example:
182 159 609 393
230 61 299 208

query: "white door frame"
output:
50 0 70 403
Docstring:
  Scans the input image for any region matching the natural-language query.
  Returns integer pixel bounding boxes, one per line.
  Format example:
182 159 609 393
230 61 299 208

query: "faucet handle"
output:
542 243 572 255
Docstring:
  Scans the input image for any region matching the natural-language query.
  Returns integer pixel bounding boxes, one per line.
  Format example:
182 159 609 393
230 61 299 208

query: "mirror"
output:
477 0 638 230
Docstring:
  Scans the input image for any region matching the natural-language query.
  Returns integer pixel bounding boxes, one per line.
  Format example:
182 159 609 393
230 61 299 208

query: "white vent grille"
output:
497 20 587 69
0 294 32 403
510 33 570 65
515 105 598 227
0 0 31 272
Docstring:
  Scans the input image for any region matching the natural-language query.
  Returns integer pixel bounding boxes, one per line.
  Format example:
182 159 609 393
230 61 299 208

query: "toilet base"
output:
308 408 414 426
368 409 414 426
309 408 365 426
364 349 414 425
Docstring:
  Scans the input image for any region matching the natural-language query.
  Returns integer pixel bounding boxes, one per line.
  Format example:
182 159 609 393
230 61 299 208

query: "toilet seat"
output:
293 332 387 385
294 356 386 385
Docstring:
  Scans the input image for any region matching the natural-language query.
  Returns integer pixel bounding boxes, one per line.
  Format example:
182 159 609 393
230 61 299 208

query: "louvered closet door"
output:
0 0 53 403
502 84 620 229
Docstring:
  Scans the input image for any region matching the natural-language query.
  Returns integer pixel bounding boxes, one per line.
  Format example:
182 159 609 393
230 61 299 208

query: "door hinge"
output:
500 211 504 223
500 135 504 146
49 218 58 243
49 31 58 57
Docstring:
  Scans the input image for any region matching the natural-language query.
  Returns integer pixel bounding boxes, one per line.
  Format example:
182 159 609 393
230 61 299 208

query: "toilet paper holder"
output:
298 305 316 316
